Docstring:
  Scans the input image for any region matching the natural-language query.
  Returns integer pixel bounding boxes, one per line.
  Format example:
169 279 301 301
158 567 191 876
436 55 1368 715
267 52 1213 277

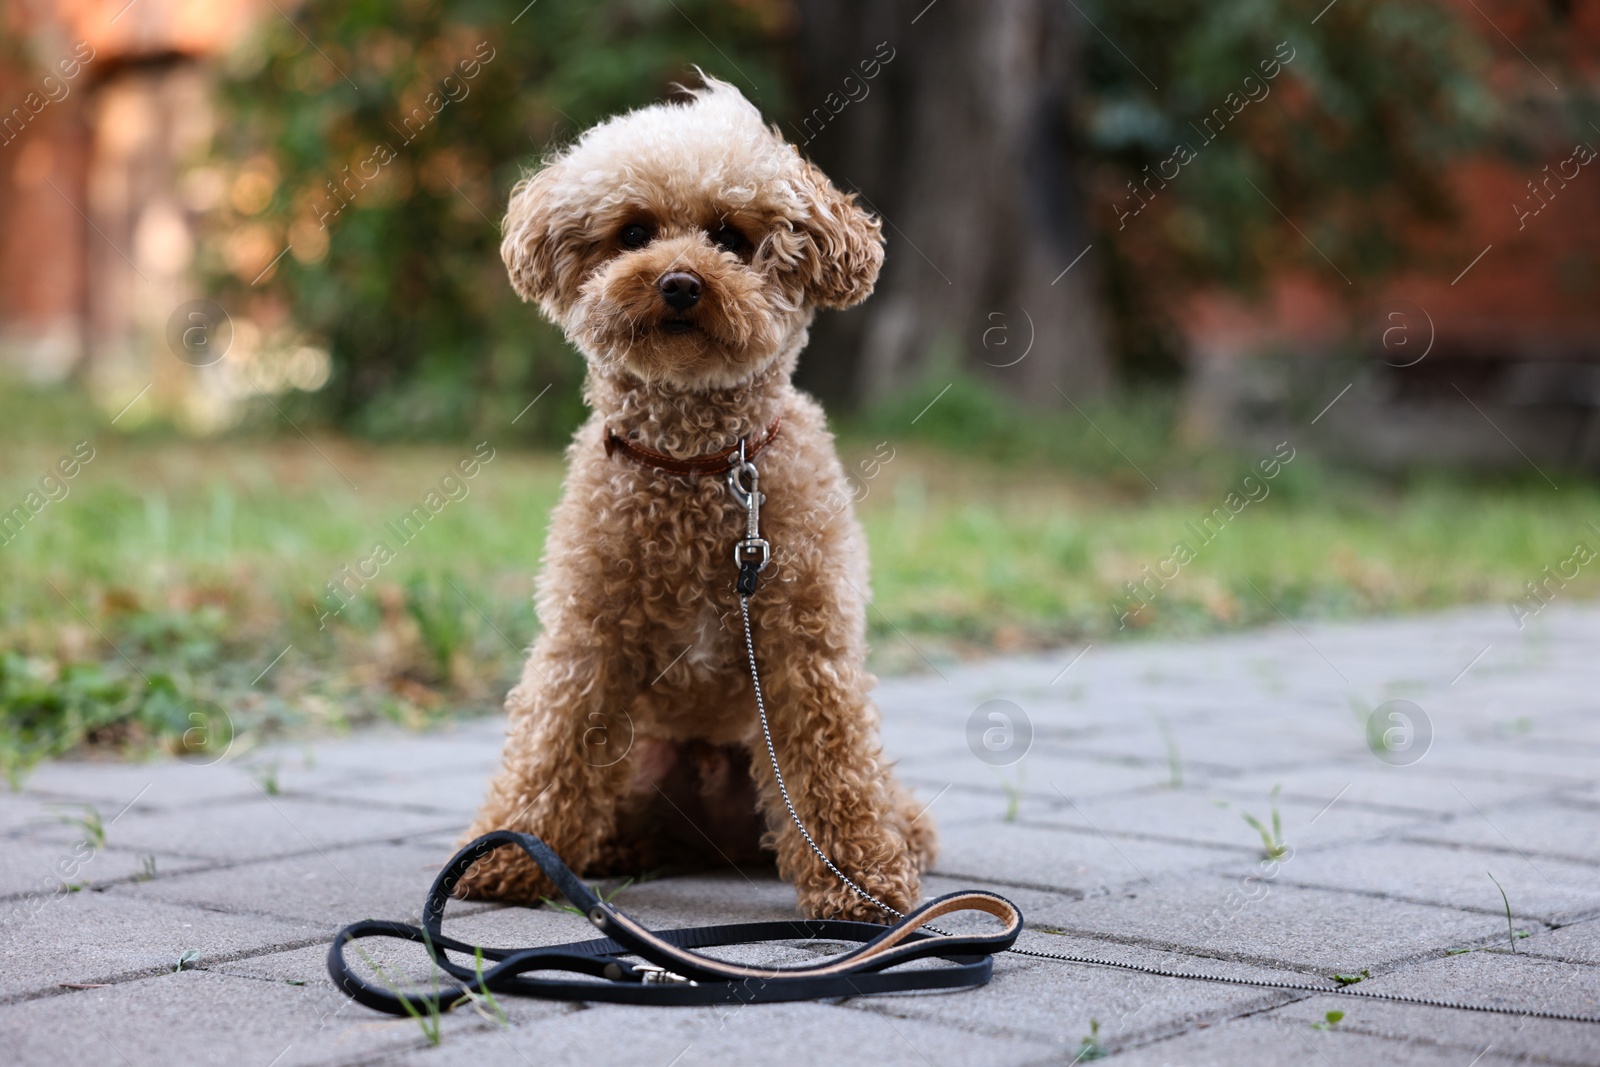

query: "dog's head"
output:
501 75 884 390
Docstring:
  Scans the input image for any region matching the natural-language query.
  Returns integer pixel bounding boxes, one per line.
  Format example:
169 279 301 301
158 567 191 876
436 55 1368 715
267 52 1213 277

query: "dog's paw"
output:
795 849 920 924
800 877 917 924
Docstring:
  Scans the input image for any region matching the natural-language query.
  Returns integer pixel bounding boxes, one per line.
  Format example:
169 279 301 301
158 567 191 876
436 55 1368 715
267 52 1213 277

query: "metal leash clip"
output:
633 963 697 986
727 437 770 597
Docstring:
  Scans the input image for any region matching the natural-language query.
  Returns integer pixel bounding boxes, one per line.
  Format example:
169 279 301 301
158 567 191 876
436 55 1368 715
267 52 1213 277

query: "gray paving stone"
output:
1403 796 1600 866
835 945 1298 1050
243 911 582 993
1260 993 1600 1066
405 826 481 854
895 743 1175 803
384 999 1057 1067
1461 714 1600 750
1103 1013 1532 1066
292 766 491 818
876 722 973 763
1524 917 1600 967
77 796 461 862
0 891 308 1000
0 969 469 1067
256 726 506 782
0 839 209 899
1003 926 1328 986
1062 715 1376 775
932 817 1238 894
0 792 79 837
1405 741 1600 787
205 940 349 987
1021 785 1429 855
1220 762 1557 817
18 758 261 810
1016 873 1508 974
570 868 806 925
120 841 469 928
1351 948 1600 1019
1275 840 1600 925
893 780 1049 825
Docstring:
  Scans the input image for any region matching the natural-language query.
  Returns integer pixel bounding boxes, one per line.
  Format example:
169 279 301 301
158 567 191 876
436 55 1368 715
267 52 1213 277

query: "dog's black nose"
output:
659 271 702 311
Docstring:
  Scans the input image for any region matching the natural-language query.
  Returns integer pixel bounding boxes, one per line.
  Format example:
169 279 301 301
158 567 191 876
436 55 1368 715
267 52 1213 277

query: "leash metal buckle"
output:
634 963 697 985
733 538 770 568
728 437 770 574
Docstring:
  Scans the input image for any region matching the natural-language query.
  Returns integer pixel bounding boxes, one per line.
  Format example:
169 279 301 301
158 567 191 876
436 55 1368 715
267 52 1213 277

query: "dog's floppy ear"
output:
501 166 574 313
794 158 885 309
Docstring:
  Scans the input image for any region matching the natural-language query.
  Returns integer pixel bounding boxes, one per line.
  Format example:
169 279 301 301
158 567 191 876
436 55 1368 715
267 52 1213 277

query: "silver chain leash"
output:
728 435 892 916
739 595 906 921
723 442 1599 1025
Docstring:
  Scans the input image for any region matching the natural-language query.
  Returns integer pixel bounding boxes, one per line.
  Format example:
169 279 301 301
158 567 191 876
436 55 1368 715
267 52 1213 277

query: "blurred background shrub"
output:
202 0 791 442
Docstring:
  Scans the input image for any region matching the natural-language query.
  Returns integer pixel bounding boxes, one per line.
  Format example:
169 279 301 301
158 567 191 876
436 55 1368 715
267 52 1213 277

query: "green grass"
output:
1239 785 1289 861
1311 1009 1345 1031
2 379 1598 781
541 877 633 915
1075 1018 1109 1060
1487 871 1531 952
859 447 1597 661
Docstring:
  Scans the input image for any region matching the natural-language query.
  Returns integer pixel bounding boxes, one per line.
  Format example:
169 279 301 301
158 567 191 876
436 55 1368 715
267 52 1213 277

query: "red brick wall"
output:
1182 0 1600 370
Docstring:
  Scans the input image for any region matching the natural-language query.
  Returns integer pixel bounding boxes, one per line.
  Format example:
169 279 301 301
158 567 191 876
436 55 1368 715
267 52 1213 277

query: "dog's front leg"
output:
748 655 921 922
456 640 635 904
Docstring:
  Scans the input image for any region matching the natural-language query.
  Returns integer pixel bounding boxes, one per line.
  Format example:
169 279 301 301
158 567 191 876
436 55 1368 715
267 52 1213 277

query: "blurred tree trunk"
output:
791 0 1111 410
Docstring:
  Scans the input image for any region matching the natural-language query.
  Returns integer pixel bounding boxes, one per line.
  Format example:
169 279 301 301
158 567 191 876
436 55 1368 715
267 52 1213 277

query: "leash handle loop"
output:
328 831 1019 1013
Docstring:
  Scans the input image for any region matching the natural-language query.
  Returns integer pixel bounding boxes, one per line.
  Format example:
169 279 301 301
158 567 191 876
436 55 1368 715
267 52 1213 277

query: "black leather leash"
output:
327 829 1021 1011
324 829 1600 1023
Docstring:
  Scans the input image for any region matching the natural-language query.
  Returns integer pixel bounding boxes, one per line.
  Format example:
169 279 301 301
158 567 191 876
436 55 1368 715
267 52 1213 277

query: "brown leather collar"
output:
603 416 782 476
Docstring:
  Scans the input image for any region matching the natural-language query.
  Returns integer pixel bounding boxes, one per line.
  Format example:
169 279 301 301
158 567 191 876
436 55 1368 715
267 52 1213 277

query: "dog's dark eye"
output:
619 224 651 249
711 225 747 255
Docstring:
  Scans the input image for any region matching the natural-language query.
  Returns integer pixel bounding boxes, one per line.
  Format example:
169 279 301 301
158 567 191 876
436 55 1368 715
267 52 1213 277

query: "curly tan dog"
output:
457 76 936 921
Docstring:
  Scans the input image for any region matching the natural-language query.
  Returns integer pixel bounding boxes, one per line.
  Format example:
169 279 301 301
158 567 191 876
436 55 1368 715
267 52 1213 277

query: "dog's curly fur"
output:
457 76 935 922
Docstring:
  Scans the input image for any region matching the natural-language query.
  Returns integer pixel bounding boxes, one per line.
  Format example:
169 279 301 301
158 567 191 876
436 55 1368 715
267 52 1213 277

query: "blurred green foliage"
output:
1084 0 1503 281
203 0 1521 421
205 0 790 441
1081 0 1503 377
0 654 195 788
